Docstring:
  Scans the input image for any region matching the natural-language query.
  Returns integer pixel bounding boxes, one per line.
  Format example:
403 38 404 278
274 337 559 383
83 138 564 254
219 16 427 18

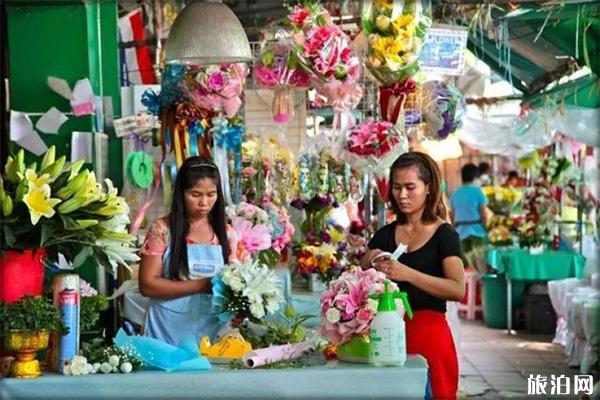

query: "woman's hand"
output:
360 249 387 269
373 258 412 282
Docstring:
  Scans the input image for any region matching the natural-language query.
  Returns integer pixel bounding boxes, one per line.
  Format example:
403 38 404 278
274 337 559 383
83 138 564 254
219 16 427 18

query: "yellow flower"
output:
23 183 62 225
373 36 403 59
24 169 51 188
327 228 345 243
392 14 414 31
373 0 392 9
305 244 337 258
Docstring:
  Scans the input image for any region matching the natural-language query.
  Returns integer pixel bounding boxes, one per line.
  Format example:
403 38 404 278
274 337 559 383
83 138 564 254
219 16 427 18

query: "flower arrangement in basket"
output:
362 0 430 123
287 1 362 121
253 28 311 124
338 119 408 201
0 146 139 272
320 267 400 346
211 259 284 322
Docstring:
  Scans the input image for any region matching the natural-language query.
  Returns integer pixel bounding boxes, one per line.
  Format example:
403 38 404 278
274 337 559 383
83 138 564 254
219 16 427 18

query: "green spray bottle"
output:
369 281 413 366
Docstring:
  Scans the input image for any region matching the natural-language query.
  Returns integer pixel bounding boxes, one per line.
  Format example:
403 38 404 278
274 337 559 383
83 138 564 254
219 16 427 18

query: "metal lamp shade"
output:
164 0 252 65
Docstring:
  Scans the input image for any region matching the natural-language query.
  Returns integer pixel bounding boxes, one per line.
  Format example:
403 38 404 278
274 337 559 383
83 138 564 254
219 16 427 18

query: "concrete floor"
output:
457 319 593 399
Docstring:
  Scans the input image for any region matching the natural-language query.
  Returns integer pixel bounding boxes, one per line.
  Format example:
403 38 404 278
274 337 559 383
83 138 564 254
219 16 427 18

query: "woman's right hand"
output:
360 249 387 269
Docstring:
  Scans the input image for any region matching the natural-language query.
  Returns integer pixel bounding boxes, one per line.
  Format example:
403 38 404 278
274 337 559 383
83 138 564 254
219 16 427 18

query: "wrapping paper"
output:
242 341 313 368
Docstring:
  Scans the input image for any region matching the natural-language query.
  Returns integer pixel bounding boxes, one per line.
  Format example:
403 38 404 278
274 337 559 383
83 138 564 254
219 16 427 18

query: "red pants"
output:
406 310 458 400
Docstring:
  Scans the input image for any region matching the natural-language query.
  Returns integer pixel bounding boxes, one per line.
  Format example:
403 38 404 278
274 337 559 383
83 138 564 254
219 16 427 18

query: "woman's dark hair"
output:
478 161 491 175
168 156 229 280
461 163 480 183
387 151 447 224
507 170 519 179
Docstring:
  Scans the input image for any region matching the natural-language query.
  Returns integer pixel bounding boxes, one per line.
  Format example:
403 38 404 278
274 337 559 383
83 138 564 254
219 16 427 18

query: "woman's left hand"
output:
374 258 412 282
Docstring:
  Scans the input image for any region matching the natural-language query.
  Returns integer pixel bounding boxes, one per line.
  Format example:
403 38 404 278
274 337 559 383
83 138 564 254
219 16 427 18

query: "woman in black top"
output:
362 151 465 400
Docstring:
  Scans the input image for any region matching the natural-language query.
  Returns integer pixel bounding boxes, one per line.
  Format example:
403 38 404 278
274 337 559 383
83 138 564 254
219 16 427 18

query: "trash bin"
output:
482 274 525 329
524 284 557 334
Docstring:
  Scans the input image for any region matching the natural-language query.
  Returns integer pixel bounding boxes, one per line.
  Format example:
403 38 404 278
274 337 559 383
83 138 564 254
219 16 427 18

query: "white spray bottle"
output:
369 281 413 366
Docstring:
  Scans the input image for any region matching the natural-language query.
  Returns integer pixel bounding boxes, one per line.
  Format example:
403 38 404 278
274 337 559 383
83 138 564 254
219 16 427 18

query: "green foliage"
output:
0 295 68 336
238 311 313 349
80 295 109 331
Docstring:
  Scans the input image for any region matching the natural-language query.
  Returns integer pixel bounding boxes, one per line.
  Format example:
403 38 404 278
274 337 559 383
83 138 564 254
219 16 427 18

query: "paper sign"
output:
113 112 158 138
47 76 73 100
70 78 96 116
419 25 468 76
10 110 48 155
71 131 93 163
35 107 68 134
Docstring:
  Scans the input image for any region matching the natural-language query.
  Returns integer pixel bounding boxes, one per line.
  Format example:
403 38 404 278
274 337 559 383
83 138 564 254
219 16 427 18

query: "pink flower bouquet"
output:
320 266 399 345
187 63 248 117
287 4 362 114
337 119 408 201
226 202 273 260
253 29 311 124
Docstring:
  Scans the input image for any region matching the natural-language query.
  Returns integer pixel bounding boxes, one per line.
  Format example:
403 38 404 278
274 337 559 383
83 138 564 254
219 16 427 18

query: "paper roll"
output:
242 341 313 368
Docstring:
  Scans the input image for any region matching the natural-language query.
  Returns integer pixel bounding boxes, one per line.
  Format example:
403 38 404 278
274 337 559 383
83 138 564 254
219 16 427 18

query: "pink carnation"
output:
288 5 311 28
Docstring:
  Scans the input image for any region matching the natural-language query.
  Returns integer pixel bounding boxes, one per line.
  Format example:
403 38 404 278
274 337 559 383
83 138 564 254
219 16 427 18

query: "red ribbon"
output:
379 78 417 124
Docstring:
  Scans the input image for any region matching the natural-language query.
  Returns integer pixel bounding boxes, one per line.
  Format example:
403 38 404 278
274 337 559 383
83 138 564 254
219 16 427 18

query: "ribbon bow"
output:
141 90 161 116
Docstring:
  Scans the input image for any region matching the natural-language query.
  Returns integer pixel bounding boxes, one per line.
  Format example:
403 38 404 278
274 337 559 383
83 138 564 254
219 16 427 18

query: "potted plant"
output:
0 146 139 302
0 295 68 378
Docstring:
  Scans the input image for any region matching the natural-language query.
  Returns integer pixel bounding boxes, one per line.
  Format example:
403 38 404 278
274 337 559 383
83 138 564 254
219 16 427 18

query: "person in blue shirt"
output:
449 163 489 259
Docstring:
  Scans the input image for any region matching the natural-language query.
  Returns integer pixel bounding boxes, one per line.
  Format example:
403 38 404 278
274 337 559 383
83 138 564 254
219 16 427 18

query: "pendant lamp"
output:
164 0 252 65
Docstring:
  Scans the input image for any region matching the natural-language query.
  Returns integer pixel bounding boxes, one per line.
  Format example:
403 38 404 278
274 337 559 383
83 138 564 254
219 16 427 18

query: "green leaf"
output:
3 225 16 247
72 246 92 269
40 224 53 247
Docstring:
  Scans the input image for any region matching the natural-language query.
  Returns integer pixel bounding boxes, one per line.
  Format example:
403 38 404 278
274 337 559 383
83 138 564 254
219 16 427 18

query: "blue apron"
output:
143 243 225 346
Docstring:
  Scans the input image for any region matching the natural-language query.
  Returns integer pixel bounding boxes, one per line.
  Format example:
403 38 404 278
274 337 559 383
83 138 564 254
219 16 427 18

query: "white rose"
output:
108 355 120 367
70 363 85 376
71 355 88 369
83 363 93 375
63 364 72 375
265 298 280 314
112 366 119 373
228 276 244 292
120 362 133 374
100 362 113 374
326 307 341 323
92 363 101 374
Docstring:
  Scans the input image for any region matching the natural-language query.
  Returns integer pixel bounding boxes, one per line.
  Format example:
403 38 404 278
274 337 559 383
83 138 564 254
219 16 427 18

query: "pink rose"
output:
356 308 373 323
207 72 226 92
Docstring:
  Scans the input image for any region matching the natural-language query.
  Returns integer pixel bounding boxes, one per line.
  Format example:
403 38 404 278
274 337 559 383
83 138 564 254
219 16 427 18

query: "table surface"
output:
486 249 586 280
1 355 429 400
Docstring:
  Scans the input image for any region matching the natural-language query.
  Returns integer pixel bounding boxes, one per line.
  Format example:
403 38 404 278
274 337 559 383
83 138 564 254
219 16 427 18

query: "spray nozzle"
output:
369 281 413 319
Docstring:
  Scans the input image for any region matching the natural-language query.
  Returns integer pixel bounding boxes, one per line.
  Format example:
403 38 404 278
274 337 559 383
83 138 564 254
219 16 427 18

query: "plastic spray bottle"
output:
369 281 413 366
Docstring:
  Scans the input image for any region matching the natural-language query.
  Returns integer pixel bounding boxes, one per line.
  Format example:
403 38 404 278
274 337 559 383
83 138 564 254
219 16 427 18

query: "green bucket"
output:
337 335 372 364
482 274 526 329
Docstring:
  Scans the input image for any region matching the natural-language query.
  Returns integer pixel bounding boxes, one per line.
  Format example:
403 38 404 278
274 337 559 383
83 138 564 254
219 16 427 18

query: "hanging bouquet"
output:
211 259 284 322
226 202 273 261
253 28 311 124
186 63 248 118
0 147 139 272
482 186 523 216
362 0 430 86
338 119 408 201
421 80 466 140
287 2 362 119
320 266 400 345
362 0 430 123
263 200 295 254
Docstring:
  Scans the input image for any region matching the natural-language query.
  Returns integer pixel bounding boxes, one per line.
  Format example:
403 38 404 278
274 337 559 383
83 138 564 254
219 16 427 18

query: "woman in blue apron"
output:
139 157 234 346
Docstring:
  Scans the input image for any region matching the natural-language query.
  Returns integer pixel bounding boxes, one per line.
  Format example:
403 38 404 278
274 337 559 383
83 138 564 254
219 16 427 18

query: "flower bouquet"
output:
488 226 513 247
186 63 248 118
253 28 310 123
211 259 284 322
320 267 401 362
226 202 273 262
362 0 430 123
261 200 295 266
514 214 548 249
287 2 362 123
482 186 523 216
338 119 408 201
0 146 139 272
420 80 466 140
